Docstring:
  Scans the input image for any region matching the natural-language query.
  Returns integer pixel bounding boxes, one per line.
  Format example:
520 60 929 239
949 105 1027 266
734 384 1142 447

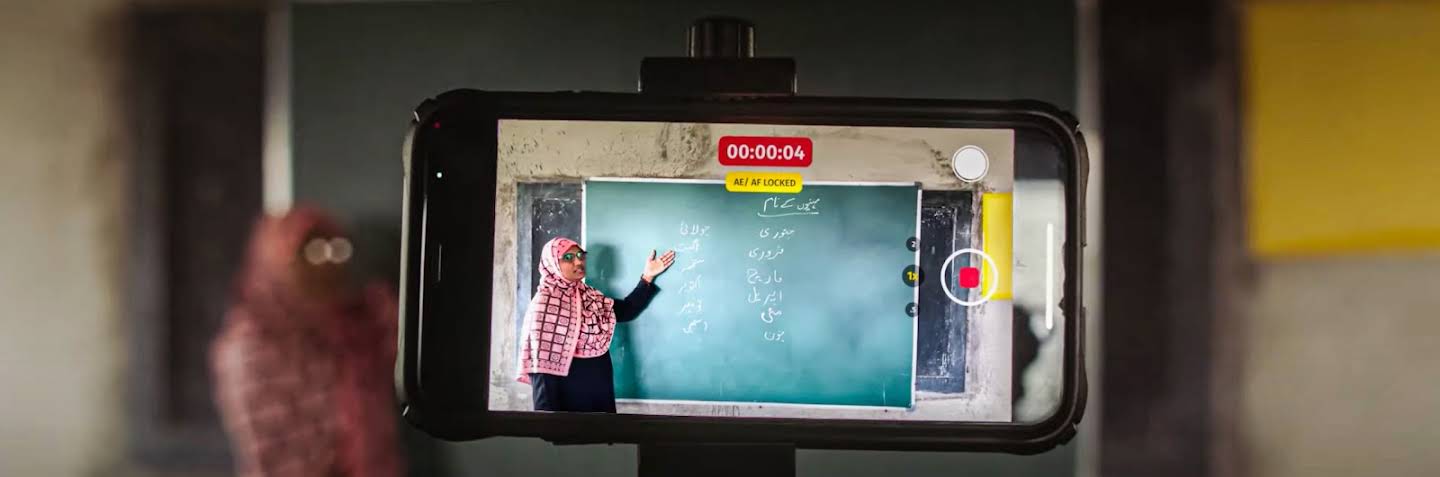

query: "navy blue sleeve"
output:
612 279 659 323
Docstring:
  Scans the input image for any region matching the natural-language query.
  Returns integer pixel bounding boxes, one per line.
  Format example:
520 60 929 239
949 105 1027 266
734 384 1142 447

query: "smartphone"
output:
398 90 1086 453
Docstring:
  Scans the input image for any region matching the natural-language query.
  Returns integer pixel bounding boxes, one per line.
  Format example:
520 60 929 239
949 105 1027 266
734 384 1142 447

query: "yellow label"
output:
724 172 804 194
981 192 1013 301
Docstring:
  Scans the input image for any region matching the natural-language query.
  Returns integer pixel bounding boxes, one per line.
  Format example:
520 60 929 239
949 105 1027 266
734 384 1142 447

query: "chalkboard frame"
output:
398 90 1087 453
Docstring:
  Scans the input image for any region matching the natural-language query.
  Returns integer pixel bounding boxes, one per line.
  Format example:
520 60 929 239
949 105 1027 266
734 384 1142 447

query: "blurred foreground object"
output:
211 207 403 477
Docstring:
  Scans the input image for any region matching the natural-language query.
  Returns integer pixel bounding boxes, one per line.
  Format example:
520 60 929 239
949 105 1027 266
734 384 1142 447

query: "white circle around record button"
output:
940 248 999 307
951 145 989 183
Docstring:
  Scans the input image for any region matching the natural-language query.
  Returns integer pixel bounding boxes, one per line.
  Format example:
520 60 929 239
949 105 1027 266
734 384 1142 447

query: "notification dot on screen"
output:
951 146 989 183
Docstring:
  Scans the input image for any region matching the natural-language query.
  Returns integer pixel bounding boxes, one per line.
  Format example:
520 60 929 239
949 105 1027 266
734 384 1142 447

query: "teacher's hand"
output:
641 249 676 283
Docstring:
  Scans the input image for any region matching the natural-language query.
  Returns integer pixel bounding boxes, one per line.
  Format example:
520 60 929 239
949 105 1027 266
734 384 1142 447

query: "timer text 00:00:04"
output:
725 143 807 161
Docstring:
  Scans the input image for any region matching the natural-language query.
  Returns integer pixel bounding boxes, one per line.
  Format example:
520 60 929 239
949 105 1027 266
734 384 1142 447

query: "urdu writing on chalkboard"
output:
585 180 919 409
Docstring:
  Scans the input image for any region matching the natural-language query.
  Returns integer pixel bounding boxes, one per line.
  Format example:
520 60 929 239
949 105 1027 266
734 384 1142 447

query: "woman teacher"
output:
518 237 676 412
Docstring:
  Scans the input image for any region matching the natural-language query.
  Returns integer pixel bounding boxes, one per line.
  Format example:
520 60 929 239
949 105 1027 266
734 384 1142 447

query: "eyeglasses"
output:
560 251 588 262
302 237 353 265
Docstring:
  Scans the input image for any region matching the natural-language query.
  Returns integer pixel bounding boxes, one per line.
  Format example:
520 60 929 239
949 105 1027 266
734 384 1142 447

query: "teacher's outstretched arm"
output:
615 249 675 323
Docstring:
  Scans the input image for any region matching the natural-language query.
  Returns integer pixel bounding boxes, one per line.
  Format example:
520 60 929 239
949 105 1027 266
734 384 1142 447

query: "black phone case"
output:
396 89 1088 454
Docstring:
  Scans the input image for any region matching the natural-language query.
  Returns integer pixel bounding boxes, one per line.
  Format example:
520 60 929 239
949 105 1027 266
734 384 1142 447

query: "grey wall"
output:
1 1 130 474
1241 256 1440 476
291 1 1076 475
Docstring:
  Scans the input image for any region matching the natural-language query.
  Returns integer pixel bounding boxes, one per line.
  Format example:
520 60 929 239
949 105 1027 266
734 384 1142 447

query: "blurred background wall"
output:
289 0 1078 286
0 1 130 475
1239 2 1440 475
1 1 261 475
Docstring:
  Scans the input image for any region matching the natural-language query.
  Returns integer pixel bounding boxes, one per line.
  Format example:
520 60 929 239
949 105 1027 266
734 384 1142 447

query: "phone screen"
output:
484 118 1067 424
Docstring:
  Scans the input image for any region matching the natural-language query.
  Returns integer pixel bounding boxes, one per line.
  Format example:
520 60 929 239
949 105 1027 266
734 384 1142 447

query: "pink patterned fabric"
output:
517 237 617 383
211 206 402 477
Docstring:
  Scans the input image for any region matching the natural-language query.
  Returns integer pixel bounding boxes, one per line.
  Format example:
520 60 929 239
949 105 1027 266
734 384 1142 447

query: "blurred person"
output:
211 206 403 477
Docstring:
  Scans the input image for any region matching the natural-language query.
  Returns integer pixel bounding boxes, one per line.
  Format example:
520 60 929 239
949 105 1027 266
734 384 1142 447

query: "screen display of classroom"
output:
488 119 1067 423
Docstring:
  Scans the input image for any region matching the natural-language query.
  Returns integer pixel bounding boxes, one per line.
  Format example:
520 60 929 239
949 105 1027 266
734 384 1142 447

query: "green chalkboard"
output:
583 179 919 408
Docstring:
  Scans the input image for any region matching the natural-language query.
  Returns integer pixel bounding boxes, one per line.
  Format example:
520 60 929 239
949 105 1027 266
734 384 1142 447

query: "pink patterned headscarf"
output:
517 237 618 383
211 206 402 477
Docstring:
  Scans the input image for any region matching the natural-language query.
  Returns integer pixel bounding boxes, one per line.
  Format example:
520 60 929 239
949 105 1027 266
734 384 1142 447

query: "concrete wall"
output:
0 1 130 475
1242 257 1440 476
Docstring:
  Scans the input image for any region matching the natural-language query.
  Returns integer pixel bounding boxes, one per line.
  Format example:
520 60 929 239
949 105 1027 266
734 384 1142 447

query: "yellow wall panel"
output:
1245 2 1440 257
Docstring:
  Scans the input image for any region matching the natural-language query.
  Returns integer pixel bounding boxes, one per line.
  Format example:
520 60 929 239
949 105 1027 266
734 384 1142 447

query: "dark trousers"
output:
529 352 617 413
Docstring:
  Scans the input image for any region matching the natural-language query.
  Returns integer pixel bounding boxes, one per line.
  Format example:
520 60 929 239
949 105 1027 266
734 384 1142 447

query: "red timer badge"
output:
717 136 813 167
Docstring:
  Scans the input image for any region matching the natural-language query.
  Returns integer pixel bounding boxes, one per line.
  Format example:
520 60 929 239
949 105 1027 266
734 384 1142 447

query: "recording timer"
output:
717 136 813 167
